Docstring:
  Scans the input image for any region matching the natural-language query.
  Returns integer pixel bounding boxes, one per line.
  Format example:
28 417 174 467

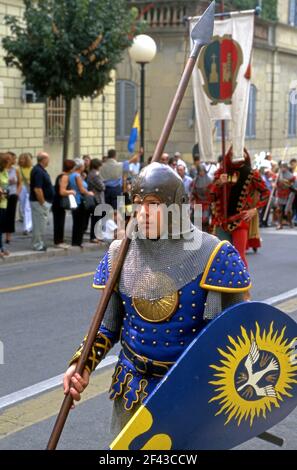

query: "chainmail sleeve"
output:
203 290 222 320
221 292 244 310
100 290 124 335
203 291 244 321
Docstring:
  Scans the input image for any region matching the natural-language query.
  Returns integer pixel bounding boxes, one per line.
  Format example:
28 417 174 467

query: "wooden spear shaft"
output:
220 0 228 224
46 1 215 450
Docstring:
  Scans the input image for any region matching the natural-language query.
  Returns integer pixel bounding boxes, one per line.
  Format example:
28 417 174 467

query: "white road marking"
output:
0 355 118 411
264 287 297 306
262 228 297 236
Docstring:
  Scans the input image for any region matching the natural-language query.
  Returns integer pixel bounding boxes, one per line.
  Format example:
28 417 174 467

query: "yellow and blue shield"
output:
110 302 297 450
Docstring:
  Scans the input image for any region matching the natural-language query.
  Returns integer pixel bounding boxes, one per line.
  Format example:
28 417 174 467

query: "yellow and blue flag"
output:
128 112 140 153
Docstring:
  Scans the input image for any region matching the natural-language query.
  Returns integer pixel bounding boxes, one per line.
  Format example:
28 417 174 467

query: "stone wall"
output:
0 0 116 180
0 0 44 159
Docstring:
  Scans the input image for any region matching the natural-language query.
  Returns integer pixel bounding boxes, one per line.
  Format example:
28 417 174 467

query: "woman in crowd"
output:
275 161 296 229
0 153 11 257
18 153 33 235
68 159 94 247
52 159 76 248
87 158 105 243
5 152 22 244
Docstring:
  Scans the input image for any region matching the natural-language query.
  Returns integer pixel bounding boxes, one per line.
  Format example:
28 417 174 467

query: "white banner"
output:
191 12 254 161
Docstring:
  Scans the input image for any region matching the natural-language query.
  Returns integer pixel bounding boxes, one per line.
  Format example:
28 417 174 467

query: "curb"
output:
0 243 108 265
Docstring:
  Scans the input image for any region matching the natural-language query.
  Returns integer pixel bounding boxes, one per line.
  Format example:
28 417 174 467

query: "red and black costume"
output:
210 148 270 267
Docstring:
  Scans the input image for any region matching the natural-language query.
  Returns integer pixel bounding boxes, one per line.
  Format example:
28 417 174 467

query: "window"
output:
45 96 65 140
289 0 297 26
288 89 297 137
116 80 137 139
246 84 256 139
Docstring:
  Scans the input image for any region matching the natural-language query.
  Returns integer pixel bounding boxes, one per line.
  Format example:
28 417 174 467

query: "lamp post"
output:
129 34 157 164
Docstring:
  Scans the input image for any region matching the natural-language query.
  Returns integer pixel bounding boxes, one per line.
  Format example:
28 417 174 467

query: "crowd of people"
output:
0 148 141 256
0 147 296 259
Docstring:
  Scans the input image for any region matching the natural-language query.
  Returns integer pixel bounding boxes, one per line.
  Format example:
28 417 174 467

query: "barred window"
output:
288 89 297 137
116 80 137 140
45 96 65 140
289 0 297 26
246 84 256 139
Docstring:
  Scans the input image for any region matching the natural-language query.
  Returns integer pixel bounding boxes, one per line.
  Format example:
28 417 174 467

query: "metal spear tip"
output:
191 0 215 47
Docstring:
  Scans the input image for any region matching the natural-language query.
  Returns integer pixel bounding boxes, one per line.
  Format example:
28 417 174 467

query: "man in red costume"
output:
210 148 270 269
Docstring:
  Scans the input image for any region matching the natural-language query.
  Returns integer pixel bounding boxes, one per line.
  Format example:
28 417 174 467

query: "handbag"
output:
60 194 78 210
60 195 71 210
82 194 96 211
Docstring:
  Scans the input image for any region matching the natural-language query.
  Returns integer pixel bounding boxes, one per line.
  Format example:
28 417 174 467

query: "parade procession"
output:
1 0 297 463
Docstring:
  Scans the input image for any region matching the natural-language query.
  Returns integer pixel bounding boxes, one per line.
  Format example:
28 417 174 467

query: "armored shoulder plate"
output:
200 241 251 292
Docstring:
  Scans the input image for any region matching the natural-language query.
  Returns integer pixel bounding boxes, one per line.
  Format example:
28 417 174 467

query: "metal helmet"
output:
131 162 191 237
131 162 188 206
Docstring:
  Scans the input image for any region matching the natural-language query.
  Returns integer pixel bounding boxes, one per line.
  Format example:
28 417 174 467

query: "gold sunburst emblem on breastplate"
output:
131 273 179 323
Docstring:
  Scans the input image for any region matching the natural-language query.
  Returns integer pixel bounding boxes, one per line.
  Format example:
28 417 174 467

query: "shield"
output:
198 35 243 105
110 302 297 450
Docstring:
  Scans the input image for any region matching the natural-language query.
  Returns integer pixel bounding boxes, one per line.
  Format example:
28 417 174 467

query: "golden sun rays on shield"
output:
209 322 297 426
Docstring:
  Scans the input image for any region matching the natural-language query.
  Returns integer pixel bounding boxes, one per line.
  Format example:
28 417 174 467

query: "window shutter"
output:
116 80 137 139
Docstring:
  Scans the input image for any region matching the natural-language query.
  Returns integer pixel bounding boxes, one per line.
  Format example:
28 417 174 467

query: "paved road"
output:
0 228 296 450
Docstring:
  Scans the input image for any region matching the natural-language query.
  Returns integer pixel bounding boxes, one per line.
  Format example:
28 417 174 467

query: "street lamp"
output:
129 34 157 164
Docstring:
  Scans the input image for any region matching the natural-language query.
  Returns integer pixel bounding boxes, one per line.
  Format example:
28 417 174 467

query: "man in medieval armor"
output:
63 162 251 438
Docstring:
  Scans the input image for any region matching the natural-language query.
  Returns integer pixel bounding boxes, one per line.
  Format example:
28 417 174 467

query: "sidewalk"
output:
0 212 108 264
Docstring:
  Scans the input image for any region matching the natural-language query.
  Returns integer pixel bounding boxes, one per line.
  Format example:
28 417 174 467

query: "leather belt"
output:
122 341 174 378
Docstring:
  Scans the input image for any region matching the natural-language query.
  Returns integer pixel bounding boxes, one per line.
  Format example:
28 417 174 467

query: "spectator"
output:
259 168 275 227
290 158 297 177
4 152 22 245
129 148 143 179
52 159 76 247
18 153 33 235
289 159 297 224
189 155 201 179
0 153 10 257
275 162 295 229
190 164 212 232
168 156 177 170
68 159 94 247
100 149 140 210
87 159 105 243
176 161 193 197
160 153 169 165
82 155 91 177
30 152 54 252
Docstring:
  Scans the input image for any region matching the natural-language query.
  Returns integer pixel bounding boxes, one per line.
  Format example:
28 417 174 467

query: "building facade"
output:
2 0 297 176
116 0 297 163
0 0 116 179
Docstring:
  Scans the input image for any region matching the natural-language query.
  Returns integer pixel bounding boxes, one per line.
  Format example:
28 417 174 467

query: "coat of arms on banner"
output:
198 35 243 105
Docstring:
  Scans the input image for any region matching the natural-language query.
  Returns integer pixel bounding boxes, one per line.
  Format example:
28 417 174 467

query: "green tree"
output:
3 0 143 160
226 1 278 22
